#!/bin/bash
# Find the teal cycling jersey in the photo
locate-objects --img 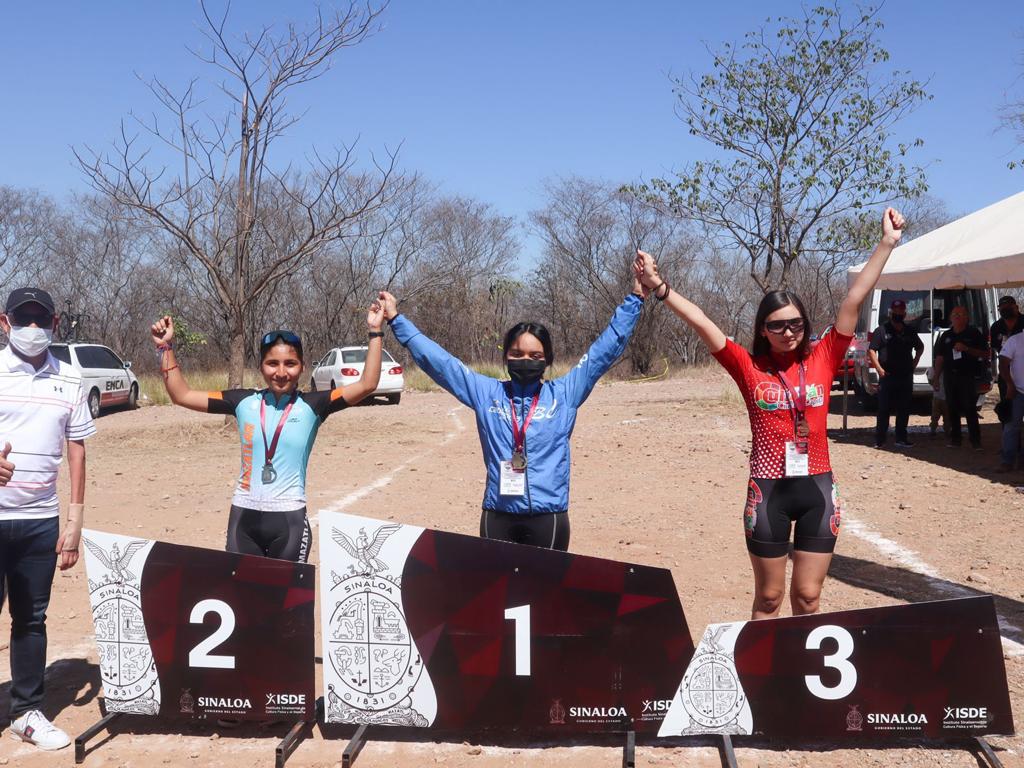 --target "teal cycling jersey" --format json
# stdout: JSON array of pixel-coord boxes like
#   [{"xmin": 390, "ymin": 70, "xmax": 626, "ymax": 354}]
[{"xmin": 208, "ymin": 388, "xmax": 349, "ymax": 512}]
